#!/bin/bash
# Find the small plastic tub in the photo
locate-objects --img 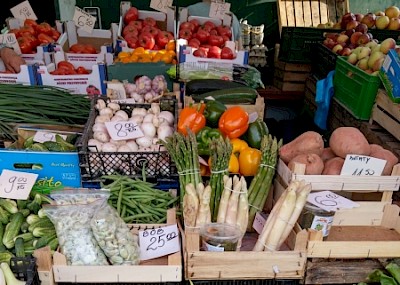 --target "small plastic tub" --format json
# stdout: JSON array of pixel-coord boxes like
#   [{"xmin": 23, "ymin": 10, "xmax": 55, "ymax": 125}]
[
  {"xmin": 299, "ymin": 202, "xmax": 335, "ymax": 239},
  {"xmin": 200, "ymin": 223, "xmax": 242, "ymax": 252}
]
